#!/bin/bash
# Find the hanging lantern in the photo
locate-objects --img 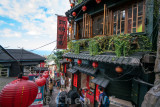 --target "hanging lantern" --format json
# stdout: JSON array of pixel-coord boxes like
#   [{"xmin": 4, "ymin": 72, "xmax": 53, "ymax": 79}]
[
  {"xmin": 42, "ymin": 72, "xmax": 49, "ymax": 78},
  {"xmin": 115, "ymin": 66, "xmax": 123, "ymax": 73},
  {"xmin": 82, "ymin": 6, "xmax": 87, "ymax": 12},
  {"xmin": 96, "ymin": 0, "xmax": 101, "ymax": 4},
  {"xmin": 68, "ymin": 59, "xmax": 72, "ymax": 62},
  {"xmin": 44, "ymin": 71, "xmax": 49, "ymax": 74},
  {"xmin": 92, "ymin": 62, "xmax": 98, "ymax": 68},
  {"xmin": 77, "ymin": 59, "xmax": 82, "ymax": 66},
  {"xmin": 0, "ymin": 77, "xmax": 38, "ymax": 107},
  {"xmin": 61, "ymin": 73, "xmax": 64, "ymax": 76},
  {"xmin": 66, "ymin": 58, "xmax": 69, "ymax": 61},
  {"xmin": 70, "ymin": 3, "xmax": 74, "ymax": 7},
  {"xmin": 72, "ymin": 12, "xmax": 76, "ymax": 17},
  {"xmin": 35, "ymin": 77, "xmax": 46, "ymax": 87}
]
